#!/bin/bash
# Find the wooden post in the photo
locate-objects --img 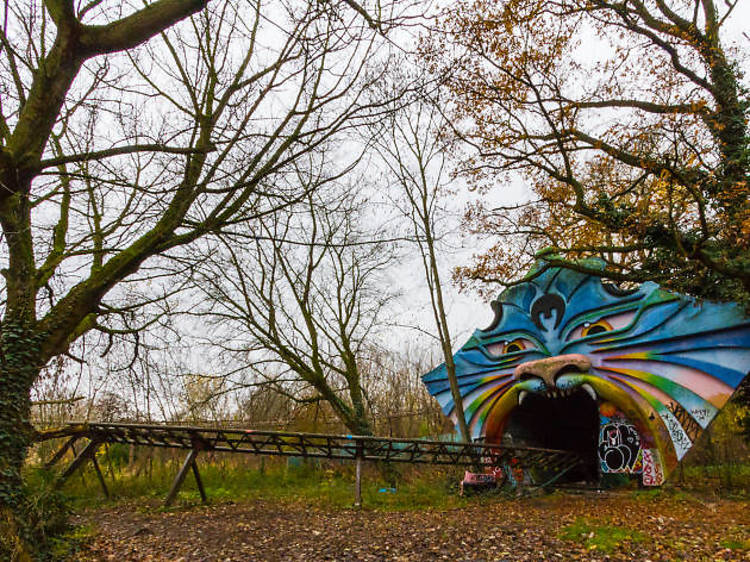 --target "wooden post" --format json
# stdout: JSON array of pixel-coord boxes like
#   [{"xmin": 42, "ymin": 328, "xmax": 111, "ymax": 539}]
[
  {"xmin": 354, "ymin": 439, "xmax": 363, "ymax": 508},
  {"xmin": 355, "ymin": 456, "xmax": 362, "ymax": 508},
  {"xmin": 165, "ymin": 449, "xmax": 206, "ymax": 507}
]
